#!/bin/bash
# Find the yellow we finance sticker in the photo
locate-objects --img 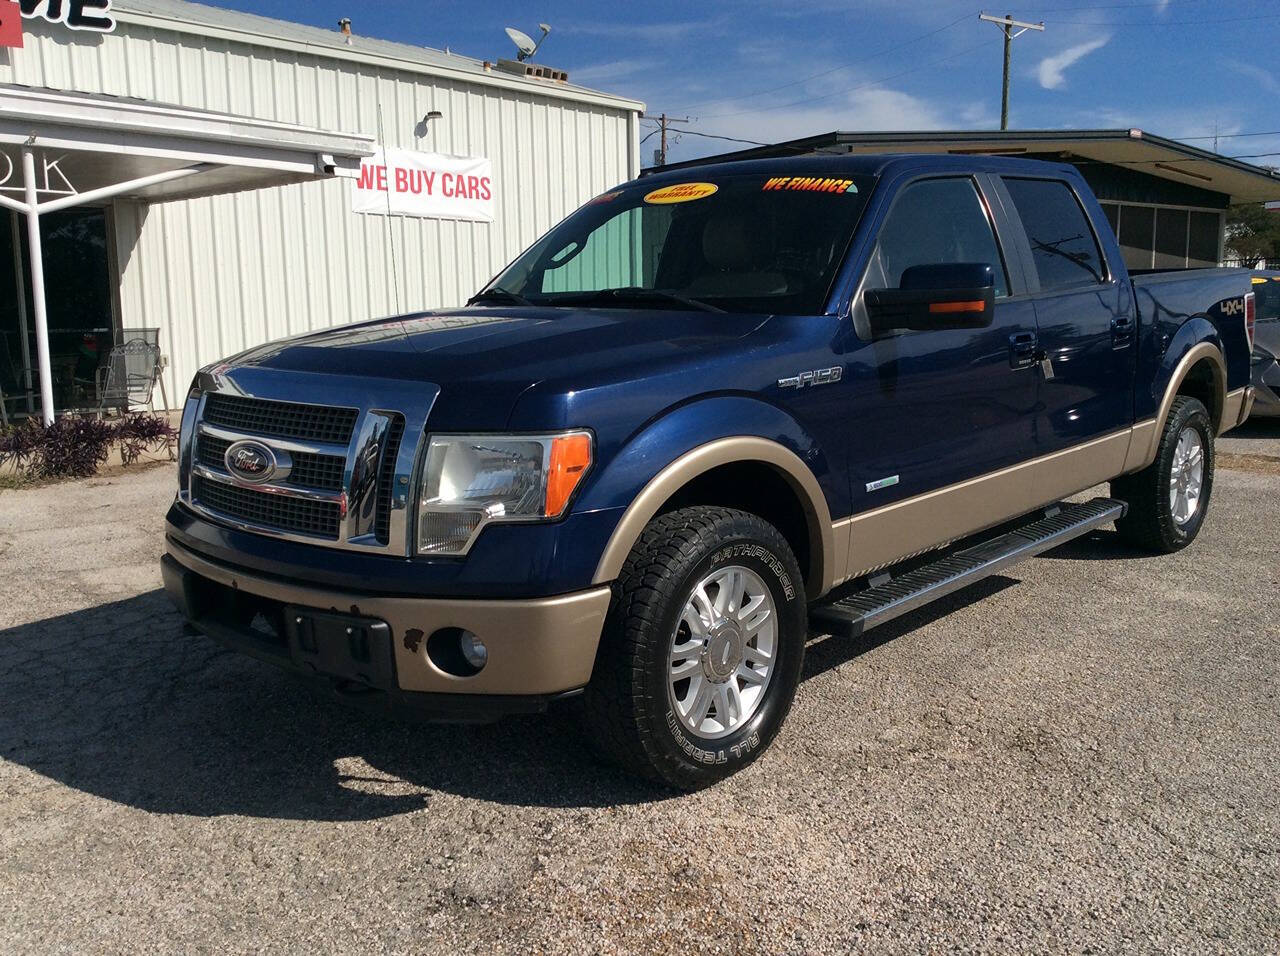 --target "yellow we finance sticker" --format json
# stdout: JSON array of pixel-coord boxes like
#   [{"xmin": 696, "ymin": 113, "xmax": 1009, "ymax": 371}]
[{"xmin": 644, "ymin": 182, "xmax": 719, "ymax": 204}]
